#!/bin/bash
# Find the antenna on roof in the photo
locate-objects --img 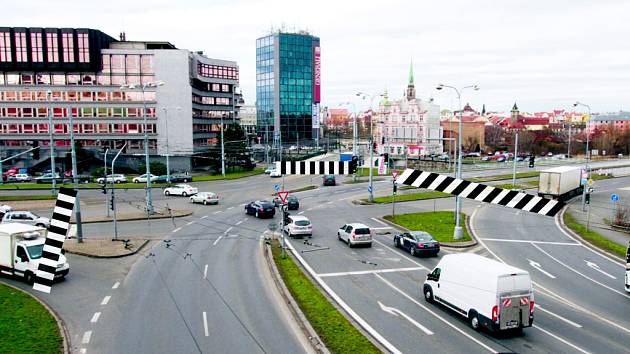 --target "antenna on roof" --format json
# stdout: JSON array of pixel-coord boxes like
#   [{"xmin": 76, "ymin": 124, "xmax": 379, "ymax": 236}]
[{"xmin": 119, "ymin": 32, "xmax": 126, "ymax": 41}]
